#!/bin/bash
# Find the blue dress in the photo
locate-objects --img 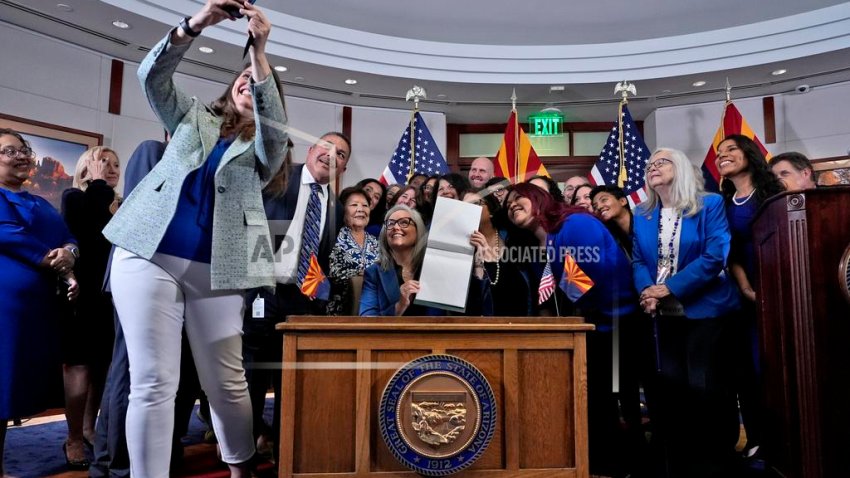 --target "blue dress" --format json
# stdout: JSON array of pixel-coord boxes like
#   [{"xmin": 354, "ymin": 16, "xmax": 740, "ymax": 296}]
[{"xmin": 0, "ymin": 188, "xmax": 75, "ymax": 418}]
